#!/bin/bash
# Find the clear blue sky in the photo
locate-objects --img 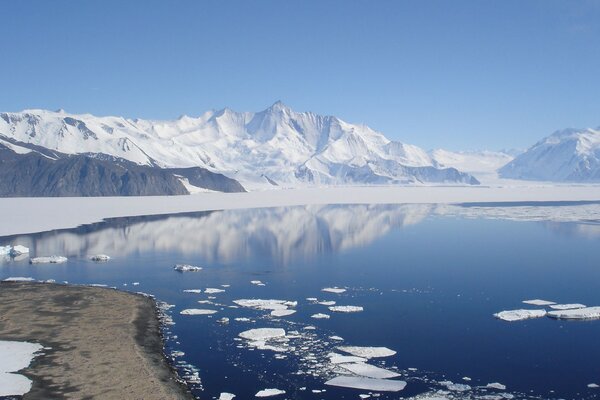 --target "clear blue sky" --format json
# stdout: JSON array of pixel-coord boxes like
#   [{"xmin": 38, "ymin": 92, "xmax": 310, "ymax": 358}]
[{"xmin": 1, "ymin": 0, "xmax": 599, "ymax": 150}]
